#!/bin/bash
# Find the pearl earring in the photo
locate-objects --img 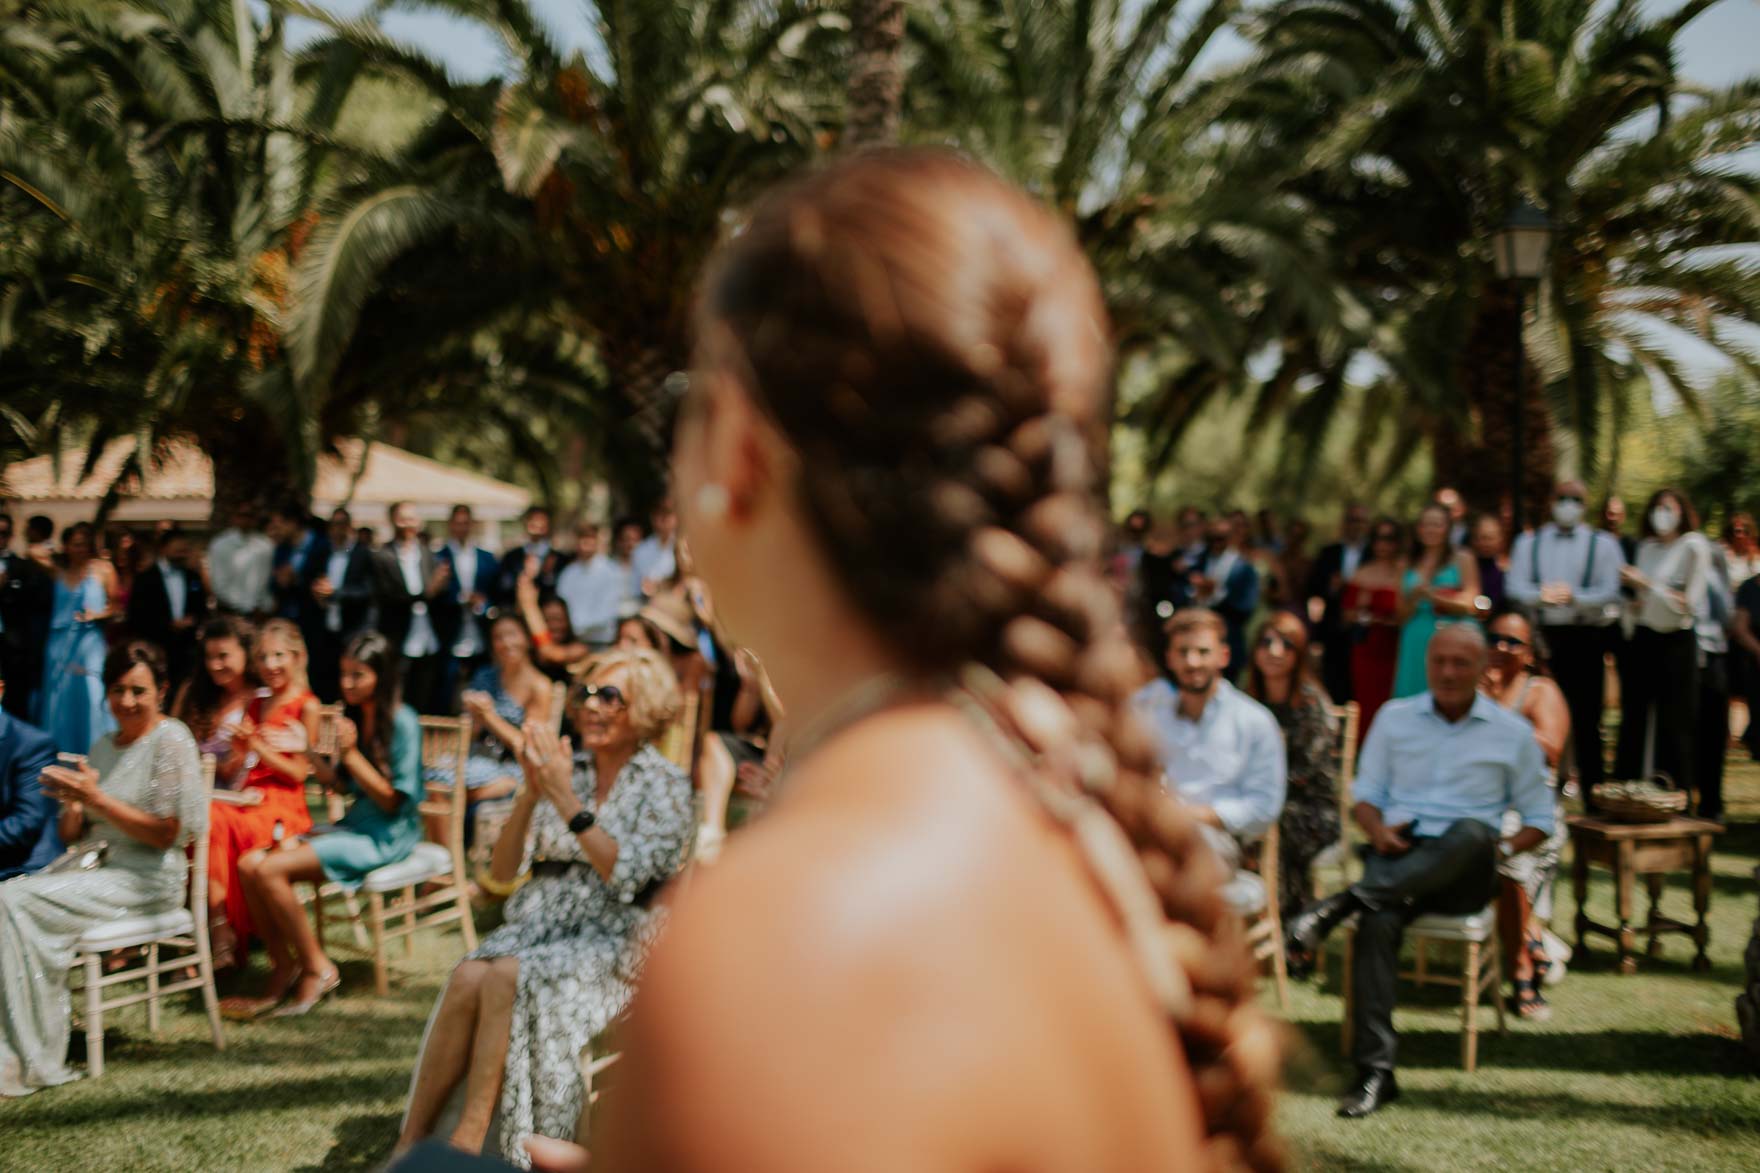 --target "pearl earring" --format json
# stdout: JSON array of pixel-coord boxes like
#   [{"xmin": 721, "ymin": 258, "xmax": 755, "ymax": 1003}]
[{"xmin": 695, "ymin": 483, "xmax": 730, "ymax": 521}]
